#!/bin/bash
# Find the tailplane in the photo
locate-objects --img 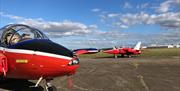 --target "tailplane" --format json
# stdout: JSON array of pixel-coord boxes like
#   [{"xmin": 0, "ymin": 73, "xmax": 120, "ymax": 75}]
[{"xmin": 134, "ymin": 42, "xmax": 141, "ymax": 50}]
